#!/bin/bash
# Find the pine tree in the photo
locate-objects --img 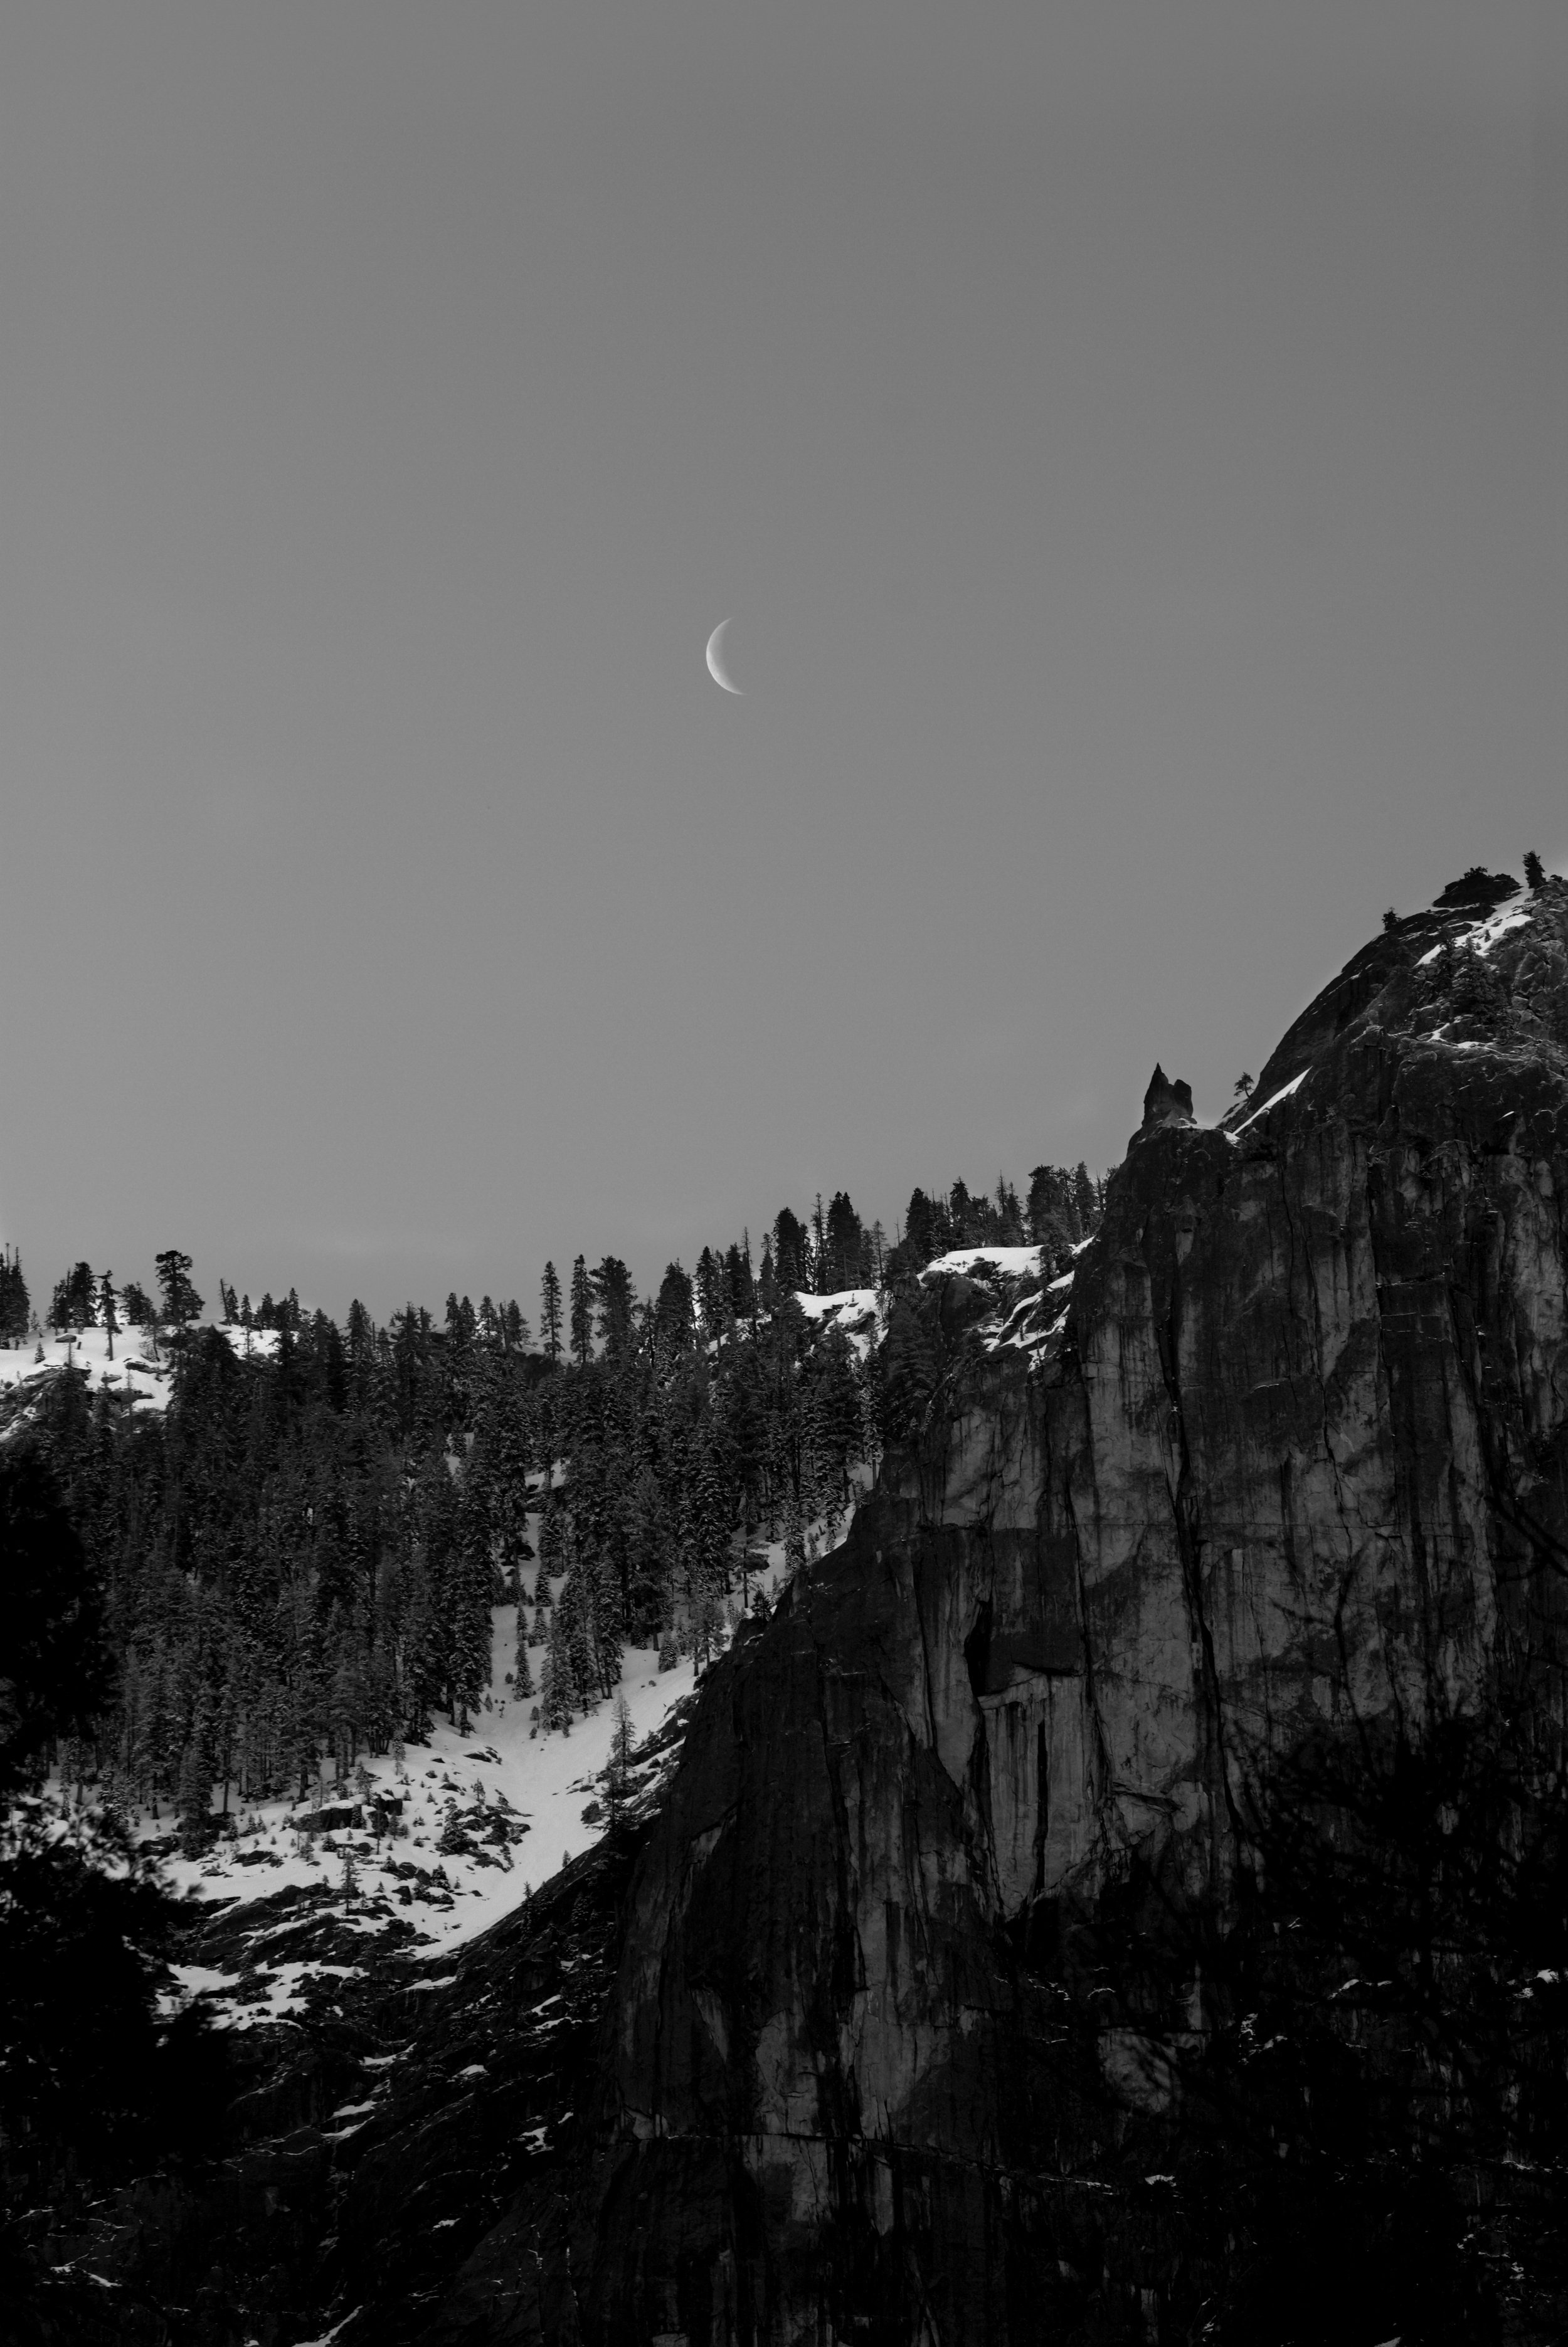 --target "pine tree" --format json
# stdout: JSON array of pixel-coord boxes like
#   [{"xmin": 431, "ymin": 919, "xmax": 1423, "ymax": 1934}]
[
  {"xmin": 657, "ymin": 1261, "xmax": 696, "ymax": 1354},
  {"xmin": 1525, "ymin": 849, "xmax": 1546, "ymax": 892},
  {"xmin": 50, "ymin": 1263, "xmax": 97, "ymax": 1334},
  {"xmin": 903, "ymin": 1188, "xmax": 937, "ymax": 1268},
  {"xmin": 0, "ymin": 1246, "xmax": 30, "ymax": 1347},
  {"xmin": 1073, "ymin": 1163, "xmax": 1098, "ymax": 1235},
  {"xmin": 825, "ymin": 1193, "xmax": 864, "ymax": 1292},
  {"xmin": 592, "ymin": 1257, "xmax": 635, "ymax": 1359},
  {"xmin": 772, "ymin": 1209, "xmax": 808, "ymax": 1295},
  {"xmin": 177, "ymin": 1731, "xmax": 214, "ymax": 1857},
  {"xmin": 569, "ymin": 1257, "xmax": 593, "ymax": 1367},
  {"xmin": 725, "ymin": 1237, "xmax": 756, "ymax": 1325},
  {"xmin": 100, "ymin": 1269, "xmax": 118, "ymax": 1362},
  {"xmin": 605, "ymin": 1689, "xmax": 635, "ymax": 1827},
  {"xmin": 542, "ymin": 1603, "xmax": 573, "ymax": 1729},
  {"xmin": 540, "ymin": 1262, "xmax": 563, "ymax": 1363},
  {"xmin": 154, "ymin": 1249, "xmax": 203, "ymax": 1338}
]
